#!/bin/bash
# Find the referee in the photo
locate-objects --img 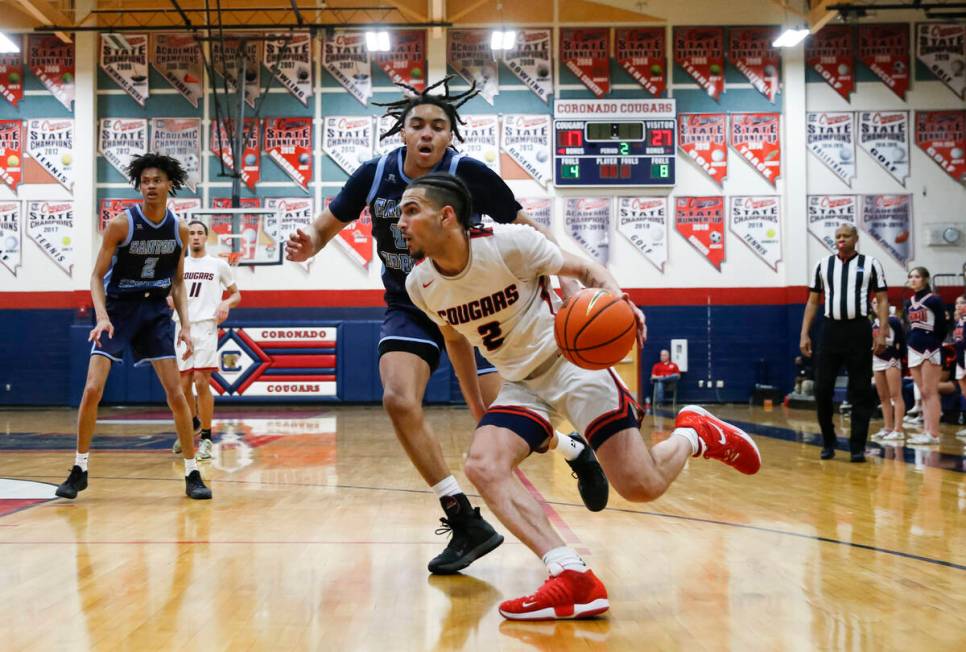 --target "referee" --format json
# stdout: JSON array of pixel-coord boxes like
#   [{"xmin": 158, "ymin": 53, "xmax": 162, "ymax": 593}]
[{"xmin": 800, "ymin": 224, "xmax": 889, "ymax": 462}]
